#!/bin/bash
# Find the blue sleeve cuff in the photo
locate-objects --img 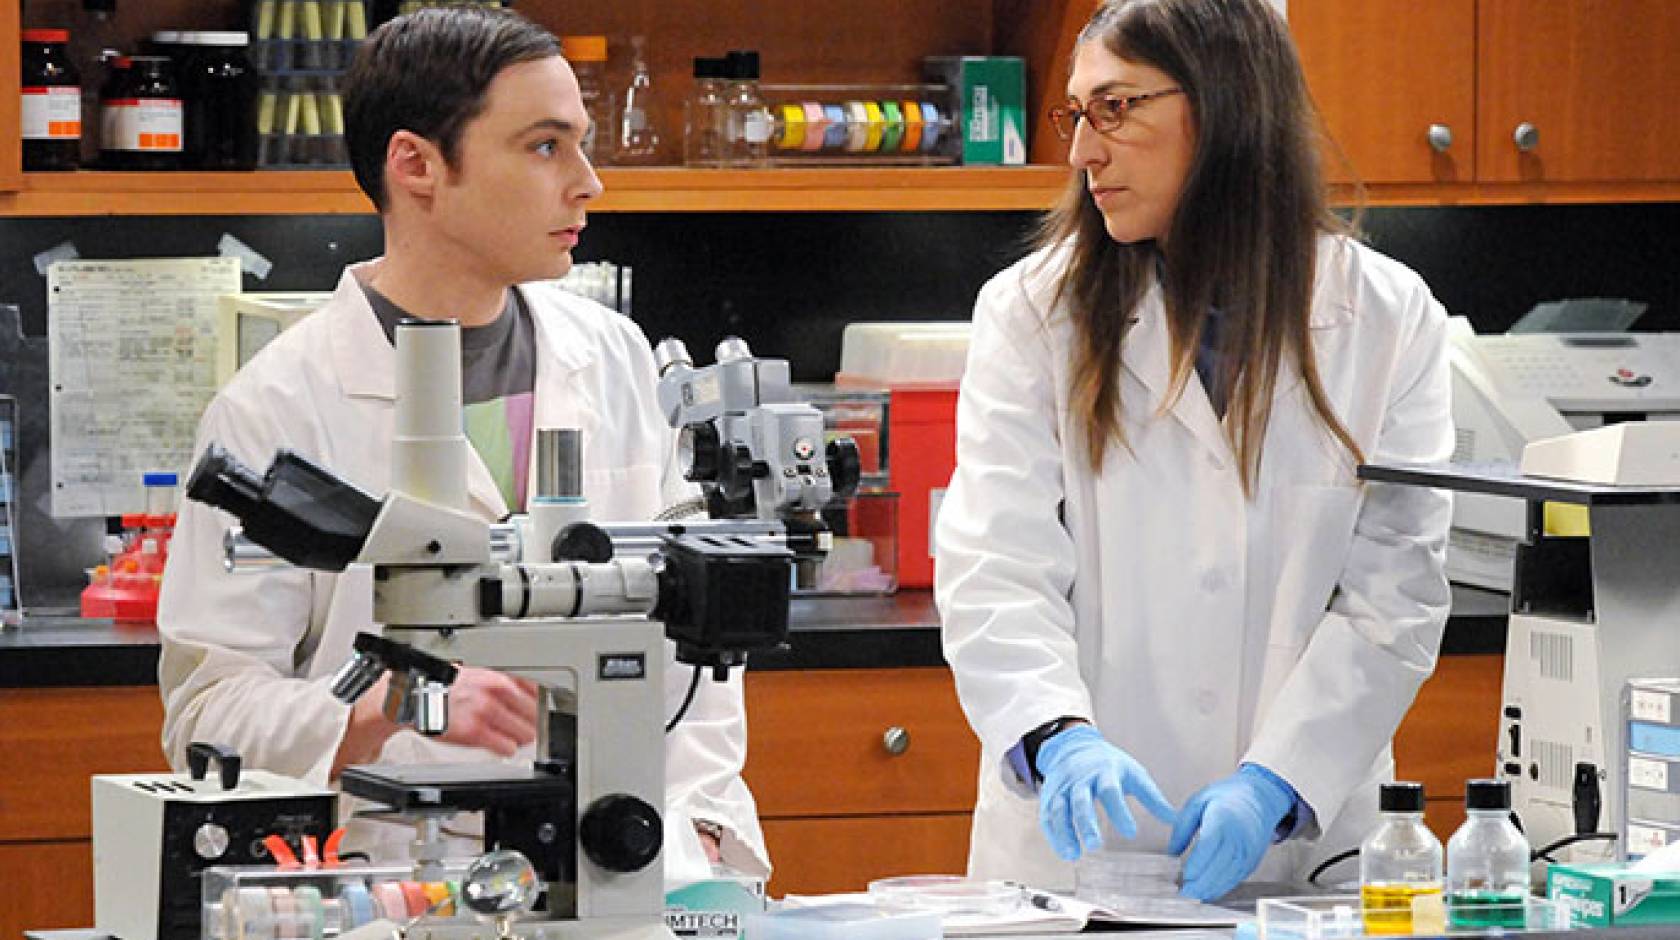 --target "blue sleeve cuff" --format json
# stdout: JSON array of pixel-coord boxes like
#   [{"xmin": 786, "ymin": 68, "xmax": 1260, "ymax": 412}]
[{"xmin": 1006, "ymin": 739, "xmax": 1036, "ymax": 790}]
